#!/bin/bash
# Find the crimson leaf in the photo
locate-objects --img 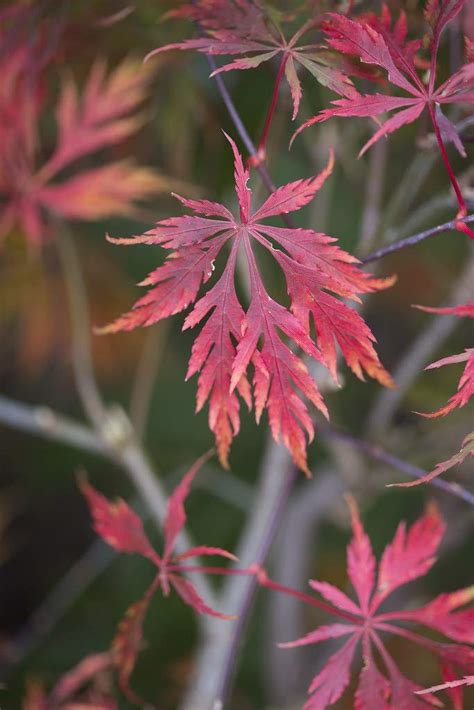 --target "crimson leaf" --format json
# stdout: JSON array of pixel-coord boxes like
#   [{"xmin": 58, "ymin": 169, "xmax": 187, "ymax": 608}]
[{"xmin": 100, "ymin": 134, "xmax": 393, "ymax": 473}]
